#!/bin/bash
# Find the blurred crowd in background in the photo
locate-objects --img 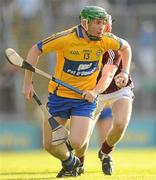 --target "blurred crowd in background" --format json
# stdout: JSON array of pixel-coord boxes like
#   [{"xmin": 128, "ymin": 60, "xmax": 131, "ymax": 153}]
[{"xmin": 0, "ymin": 0, "xmax": 156, "ymax": 121}]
